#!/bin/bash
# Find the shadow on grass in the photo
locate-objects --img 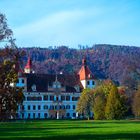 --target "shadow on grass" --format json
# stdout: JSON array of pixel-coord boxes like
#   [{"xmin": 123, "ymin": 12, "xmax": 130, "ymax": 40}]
[
  {"xmin": 0, "ymin": 133, "xmax": 140, "ymax": 140},
  {"xmin": 0, "ymin": 125, "xmax": 113, "ymax": 135}
]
